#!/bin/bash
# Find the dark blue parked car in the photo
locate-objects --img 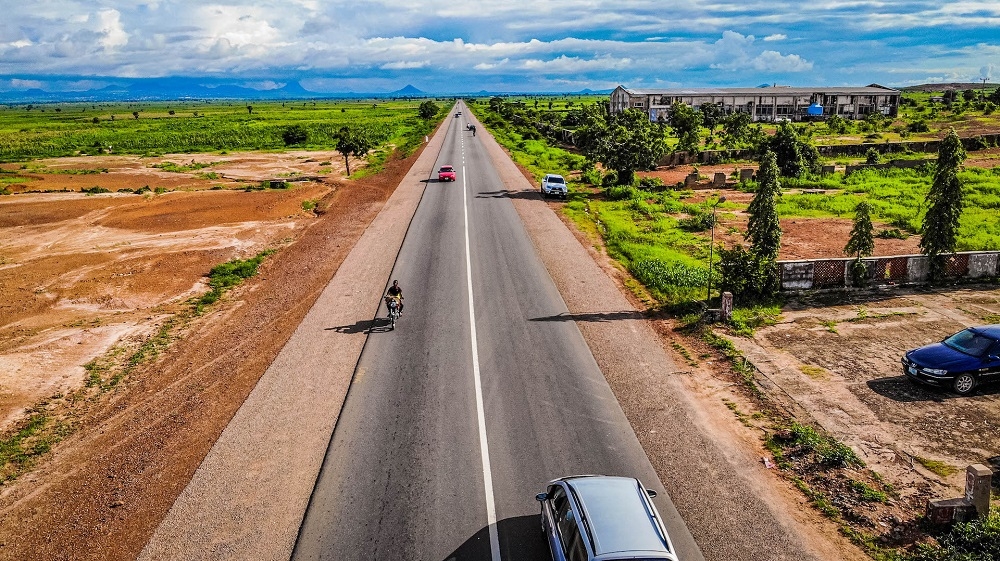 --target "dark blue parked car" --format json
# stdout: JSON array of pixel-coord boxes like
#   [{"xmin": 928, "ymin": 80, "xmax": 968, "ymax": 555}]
[{"xmin": 902, "ymin": 325, "xmax": 1000, "ymax": 395}]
